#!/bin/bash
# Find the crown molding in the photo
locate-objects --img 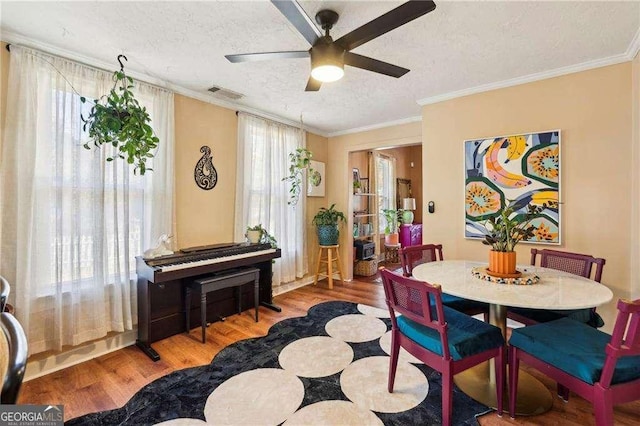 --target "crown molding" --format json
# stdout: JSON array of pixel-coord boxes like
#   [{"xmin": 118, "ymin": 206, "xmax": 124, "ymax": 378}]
[
  {"xmin": 328, "ymin": 115, "xmax": 422, "ymax": 138},
  {"xmin": 625, "ymin": 26, "xmax": 640, "ymax": 60},
  {"xmin": 0, "ymin": 30, "xmax": 328, "ymax": 137},
  {"xmin": 417, "ymin": 51, "xmax": 632, "ymax": 106}
]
